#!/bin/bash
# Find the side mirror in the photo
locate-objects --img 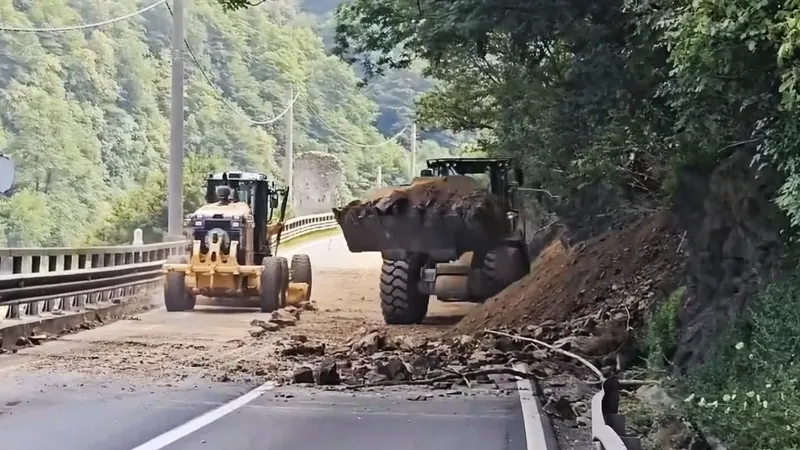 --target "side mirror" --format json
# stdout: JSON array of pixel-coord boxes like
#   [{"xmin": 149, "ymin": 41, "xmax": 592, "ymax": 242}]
[
  {"xmin": 513, "ymin": 168, "xmax": 524, "ymax": 187},
  {"xmin": 270, "ymin": 193, "xmax": 279, "ymax": 209},
  {"xmin": 420, "ymin": 169, "xmax": 434, "ymax": 177}
]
